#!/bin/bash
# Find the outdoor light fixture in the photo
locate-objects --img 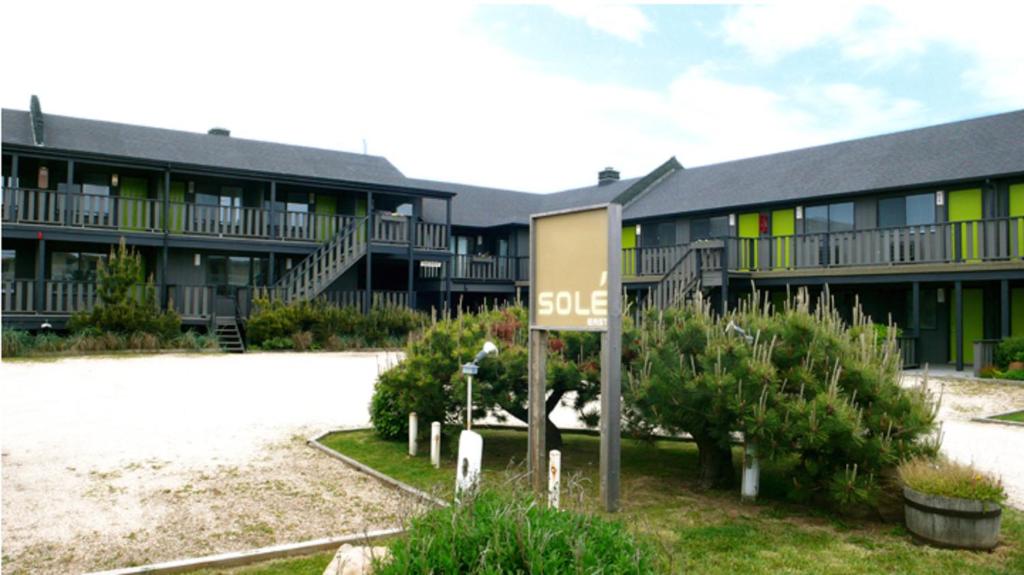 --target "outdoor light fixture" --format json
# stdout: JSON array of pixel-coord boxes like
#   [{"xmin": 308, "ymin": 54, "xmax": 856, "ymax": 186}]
[
  {"xmin": 462, "ymin": 341, "xmax": 498, "ymax": 430},
  {"xmin": 111, "ymin": 173, "xmax": 119, "ymax": 187},
  {"xmin": 937, "ymin": 288, "xmax": 945, "ymax": 303},
  {"xmin": 936, "ymin": 190, "xmax": 945, "ymax": 206},
  {"xmin": 635, "ymin": 224, "xmax": 641, "ymax": 236},
  {"xmin": 194, "ymin": 253, "xmax": 202, "ymax": 267},
  {"xmin": 725, "ymin": 320, "xmax": 754, "ymax": 344},
  {"xmin": 729, "ymin": 213, "xmax": 736, "ymax": 227},
  {"xmin": 796, "ymin": 206, "xmax": 803, "ymax": 220}
]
